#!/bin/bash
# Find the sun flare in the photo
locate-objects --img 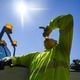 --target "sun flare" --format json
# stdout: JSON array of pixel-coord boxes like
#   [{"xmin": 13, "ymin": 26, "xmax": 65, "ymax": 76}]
[{"xmin": 14, "ymin": 1, "xmax": 46, "ymax": 27}]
